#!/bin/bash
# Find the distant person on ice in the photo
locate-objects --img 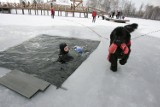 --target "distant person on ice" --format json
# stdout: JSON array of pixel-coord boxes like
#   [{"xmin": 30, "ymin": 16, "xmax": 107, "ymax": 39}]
[
  {"xmin": 33, "ymin": 0, "xmax": 37, "ymax": 7},
  {"xmin": 51, "ymin": 7, "xmax": 55, "ymax": 19},
  {"xmin": 57, "ymin": 43, "xmax": 73, "ymax": 63},
  {"xmin": 92, "ymin": 9, "xmax": 97, "ymax": 23},
  {"xmin": 27, "ymin": 1, "xmax": 30, "ymax": 7},
  {"xmin": 22, "ymin": 0, "xmax": 26, "ymax": 8}
]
